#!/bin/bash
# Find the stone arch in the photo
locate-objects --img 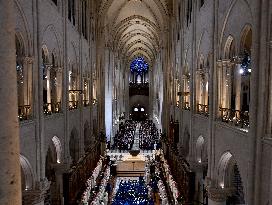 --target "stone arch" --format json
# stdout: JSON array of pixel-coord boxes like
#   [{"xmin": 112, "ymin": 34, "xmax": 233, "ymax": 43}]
[
  {"xmin": 217, "ymin": 152, "xmax": 245, "ymax": 204},
  {"xmin": 223, "ymin": 35, "xmax": 236, "ymax": 59},
  {"xmin": 52, "ymin": 136, "xmax": 62, "ymax": 163},
  {"xmin": 20, "ymin": 155, "xmax": 35, "ymax": 190},
  {"xmin": 69, "ymin": 128, "xmax": 80, "ymax": 165},
  {"xmin": 84, "ymin": 121, "xmax": 91, "ymax": 151},
  {"xmin": 195, "ymin": 135, "xmax": 206, "ymax": 164},
  {"xmin": 217, "ymin": 151, "xmax": 234, "ymax": 187},
  {"xmin": 14, "ymin": 0, "xmax": 32, "ymax": 55},
  {"xmin": 239, "ymin": 24, "xmax": 252, "ymax": 55},
  {"xmin": 218, "ymin": 0, "xmax": 253, "ymax": 58},
  {"xmin": 41, "ymin": 24, "xmax": 62, "ymax": 62},
  {"xmin": 15, "ymin": 33, "xmax": 26, "ymax": 57}
]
